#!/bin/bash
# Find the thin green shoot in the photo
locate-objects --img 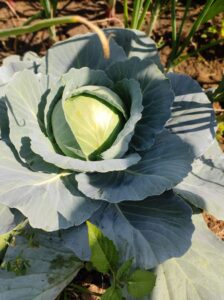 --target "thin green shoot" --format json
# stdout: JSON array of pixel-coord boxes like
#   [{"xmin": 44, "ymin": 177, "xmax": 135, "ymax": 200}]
[
  {"xmin": 0, "ymin": 16, "xmax": 110, "ymax": 59},
  {"xmin": 137, "ymin": 0, "xmax": 152, "ymax": 30}
]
